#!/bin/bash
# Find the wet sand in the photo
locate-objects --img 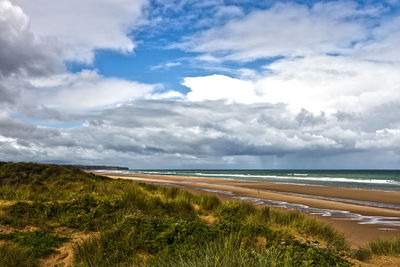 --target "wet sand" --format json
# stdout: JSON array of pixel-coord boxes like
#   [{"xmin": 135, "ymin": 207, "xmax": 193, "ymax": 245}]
[{"xmin": 98, "ymin": 172, "xmax": 400, "ymax": 248}]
